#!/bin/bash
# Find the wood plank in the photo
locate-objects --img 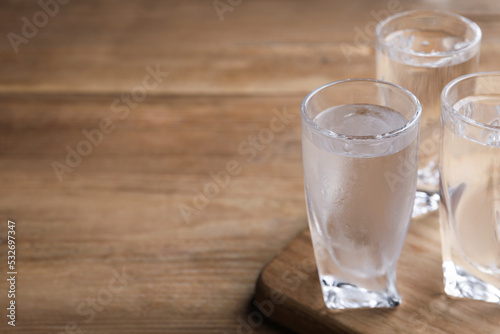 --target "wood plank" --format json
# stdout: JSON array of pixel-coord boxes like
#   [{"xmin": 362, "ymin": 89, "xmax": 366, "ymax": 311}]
[
  {"xmin": 255, "ymin": 213, "xmax": 500, "ymax": 334},
  {"xmin": 1, "ymin": 0, "xmax": 500, "ymax": 333},
  {"xmin": 1, "ymin": 0, "xmax": 499, "ymax": 95},
  {"xmin": 0, "ymin": 94, "xmax": 305, "ymax": 333}
]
